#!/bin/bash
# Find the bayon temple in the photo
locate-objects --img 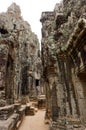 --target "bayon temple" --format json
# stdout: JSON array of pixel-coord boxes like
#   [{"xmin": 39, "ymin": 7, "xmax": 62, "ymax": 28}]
[{"xmin": 0, "ymin": 0, "xmax": 86, "ymax": 130}]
